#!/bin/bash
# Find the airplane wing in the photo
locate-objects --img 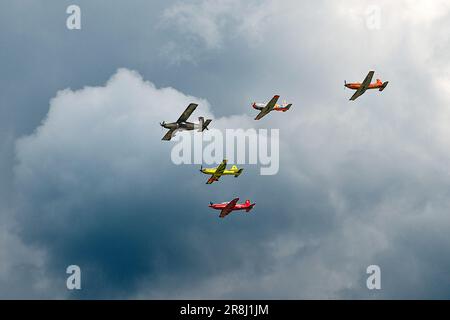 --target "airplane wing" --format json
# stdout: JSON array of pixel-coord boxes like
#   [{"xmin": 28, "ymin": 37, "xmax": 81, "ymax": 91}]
[
  {"xmin": 176, "ymin": 103, "xmax": 198, "ymax": 123},
  {"xmin": 219, "ymin": 198, "xmax": 239, "ymax": 218},
  {"xmin": 206, "ymin": 160, "xmax": 227, "ymax": 184},
  {"xmin": 206, "ymin": 175, "xmax": 218, "ymax": 184},
  {"xmin": 350, "ymin": 71, "xmax": 374, "ymax": 101},
  {"xmin": 254, "ymin": 95, "xmax": 279, "ymax": 120},
  {"xmin": 215, "ymin": 160, "xmax": 227, "ymax": 175},
  {"xmin": 161, "ymin": 129, "xmax": 175, "ymax": 141}
]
